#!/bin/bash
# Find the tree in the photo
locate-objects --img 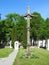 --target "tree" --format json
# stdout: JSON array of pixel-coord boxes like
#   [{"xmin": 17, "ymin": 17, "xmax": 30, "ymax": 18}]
[
  {"xmin": 6, "ymin": 13, "xmax": 20, "ymax": 22},
  {"xmin": 16, "ymin": 16, "xmax": 27, "ymax": 48},
  {"xmin": 6, "ymin": 13, "xmax": 20, "ymax": 47},
  {"xmin": 11, "ymin": 26, "xmax": 17, "ymax": 48},
  {"xmin": 45, "ymin": 18, "xmax": 49, "ymax": 39},
  {"xmin": 4, "ymin": 19, "xmax": 14, "ymax": 41},
  {"xmin": 30, "ymin": 12, "xmax": 45, "ymax": 40},
  {"xmin": 0, "ymin": 20, "xmax": 6, "ymax": 42}
]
